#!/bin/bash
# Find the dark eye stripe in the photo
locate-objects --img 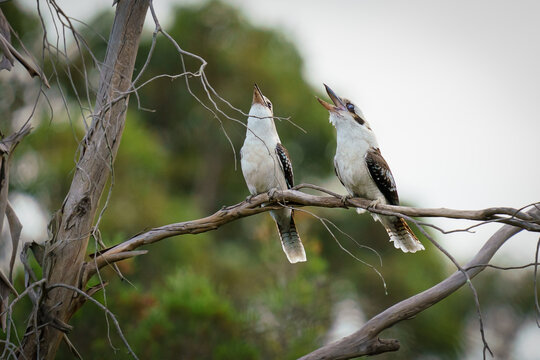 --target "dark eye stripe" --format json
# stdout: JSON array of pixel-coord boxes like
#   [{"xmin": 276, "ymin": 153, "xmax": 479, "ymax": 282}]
[
  {"xmin": 345, "ymin": 101, "xmax": 366, "ymax": 126},
  {"xmin": 352, "ymin": 113, "xmax": 365, "ymax": 125}
]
